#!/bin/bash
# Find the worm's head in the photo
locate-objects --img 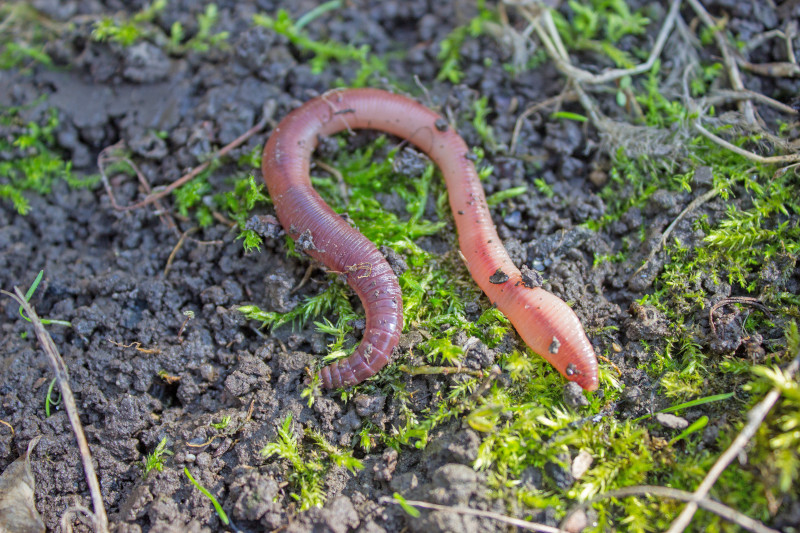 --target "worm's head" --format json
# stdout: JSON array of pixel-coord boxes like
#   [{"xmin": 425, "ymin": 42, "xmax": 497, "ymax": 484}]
[
  {"xmin": 516, "ymin": 288, "xmax": 599, "ymax": 391},
  {"xmin": 563, "ymin": 357, "xmax": 599, "ymax": 391}
]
